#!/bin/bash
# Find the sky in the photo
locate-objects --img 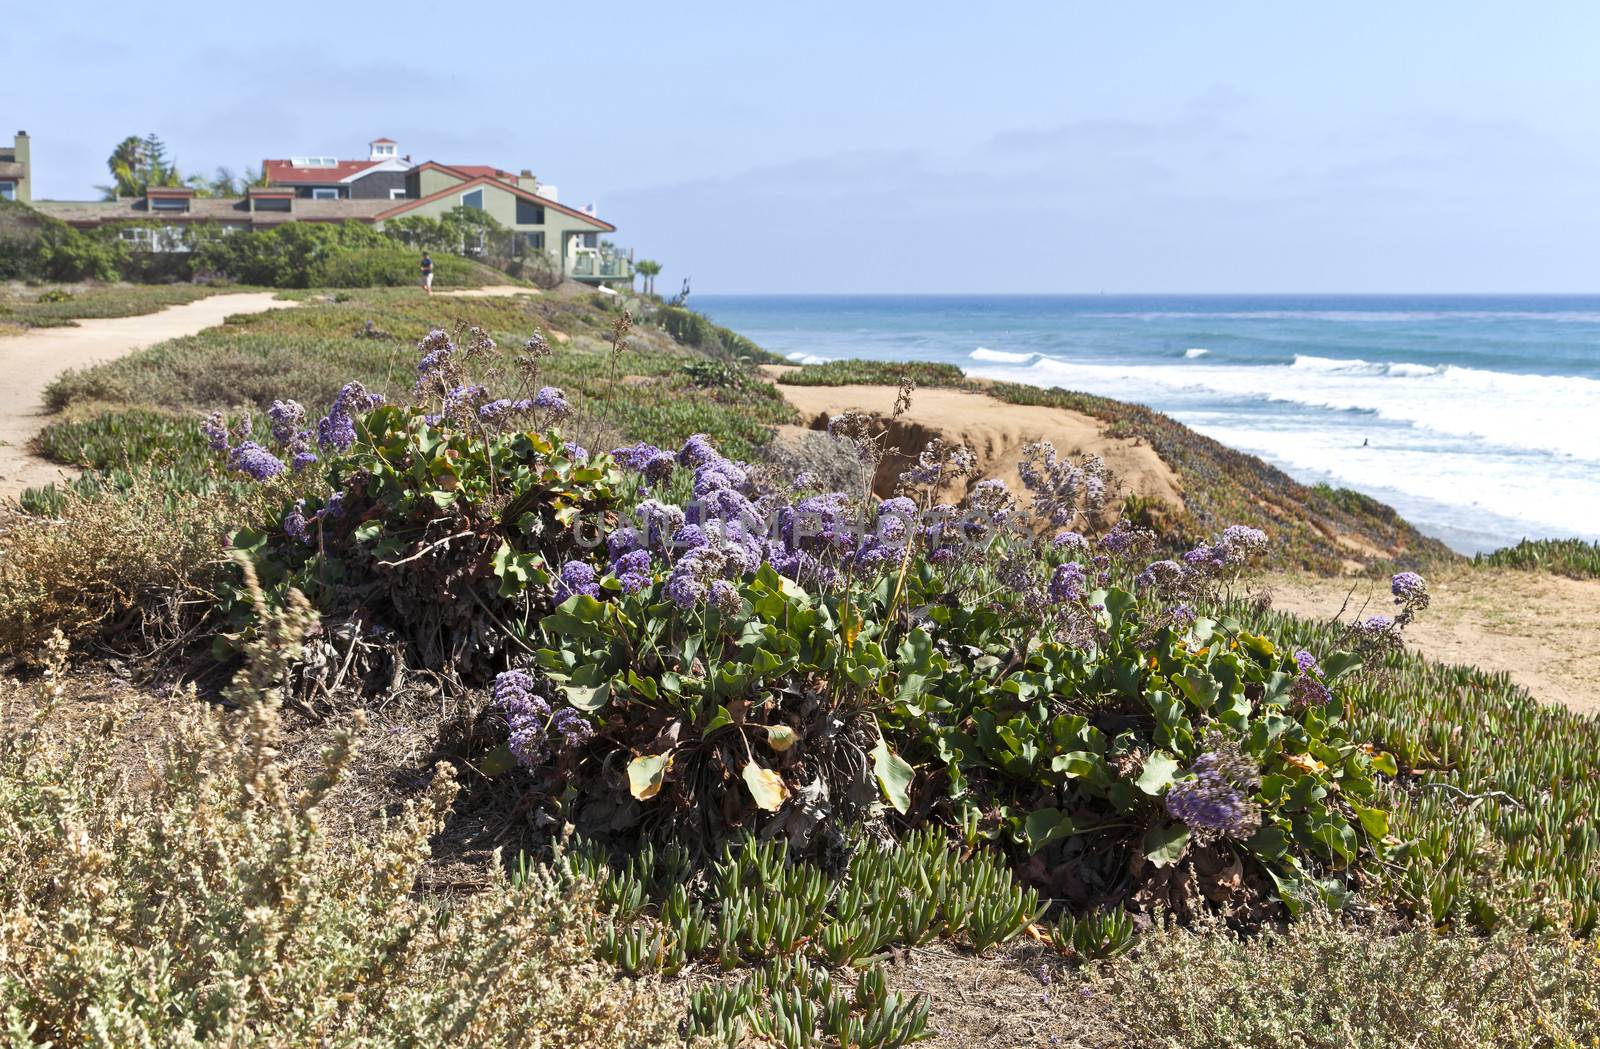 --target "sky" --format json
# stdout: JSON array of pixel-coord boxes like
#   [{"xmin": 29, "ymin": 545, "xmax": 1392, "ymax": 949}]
[{"xmin": 13, "ymin": 1, "xmax": 1600, "ymax": 293}]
